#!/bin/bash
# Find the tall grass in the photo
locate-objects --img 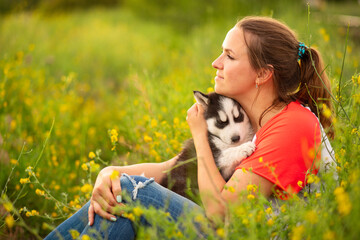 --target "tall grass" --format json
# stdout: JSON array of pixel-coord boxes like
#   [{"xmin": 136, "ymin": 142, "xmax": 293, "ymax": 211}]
[{"xmin": 0, "ymin": 2, "xmax": 359, "ymax": 239}]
